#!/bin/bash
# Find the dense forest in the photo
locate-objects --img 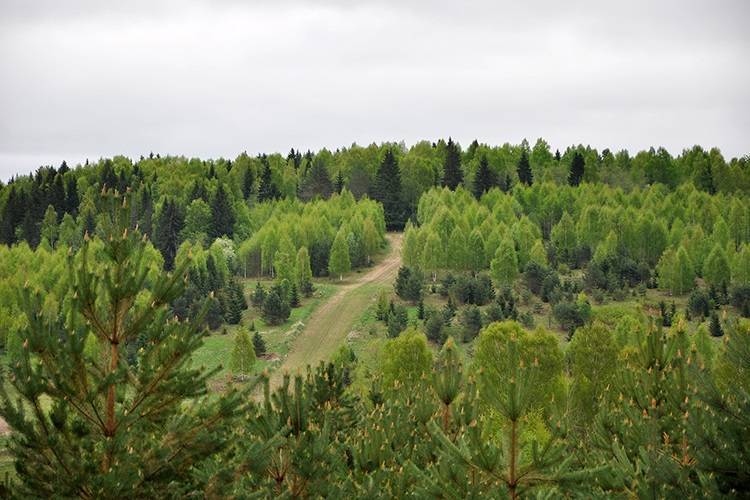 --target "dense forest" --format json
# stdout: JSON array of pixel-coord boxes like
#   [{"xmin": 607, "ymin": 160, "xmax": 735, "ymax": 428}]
[{"xmin": 0, "ymin": 139, "xmax": 748, "ymax": 497}]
